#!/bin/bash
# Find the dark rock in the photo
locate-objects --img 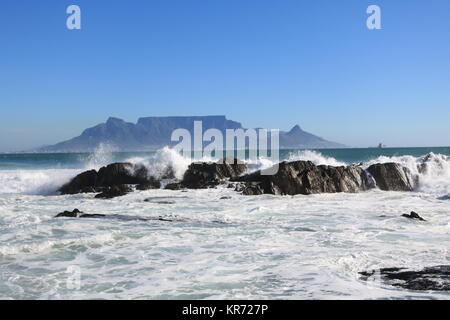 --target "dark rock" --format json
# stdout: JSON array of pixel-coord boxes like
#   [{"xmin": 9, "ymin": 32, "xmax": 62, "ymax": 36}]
[
  {"xmin": 55, "ymin": 209, "xmax": 83, "ymax": 218},
  {"xmin": 59, "ymin": 162, "xmax": 160, "ymax": 195},
  {"xmin": 80, "ymin": 186, "xmax": 103, "ymax": 194},
  {"xmin": 136, "ymin": 182, "xmax": 160, "ymax": 191},
  {"xmin": 97, "ymin": 163, "xmax": 149, "ymax": 186},
  {"xmin": 94, "ymin": 185, "xmax": 133, "ymax": 199},
  {"xmin": 367, "ymin": 163, "xmax": 416, "ymax": 191},
  {"xmin": 220, "ymin": 196, "xmax": 232, "ymax": 200},
  {"xmin": 59, "ymin": 170, "xmax": 98, "ymax": 195},
  {"xmin": 233, "ymin": 161, "xmax": 373, "ymax": 196},
  {"xmin": 402, "ymin": 211, "xmax": 426, "ymax": 221},
  {"xmin": 164, "ymin": 182, "xmax": 183, "ymax": 190},
  {"xmin": 242, "ymin": 183, "xmax": 265, "ymax": 195},
  {"xmin": 55, "ymin": 210, "xmax": 174, "ymax": 222},
  {"xmin": 360, "ymin": 265, "xmax": 450, "ymax": 291},
  {"xmin": 234, "ymin": 183, "xmax": 246, "ymax": 192},
  {"xmin": 181, "ymin": 158, "xmax": 247, "ymax": 189},
  {"xmin": 79, "ymin": 213, "xmax": 107, "ymax": 218}
]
